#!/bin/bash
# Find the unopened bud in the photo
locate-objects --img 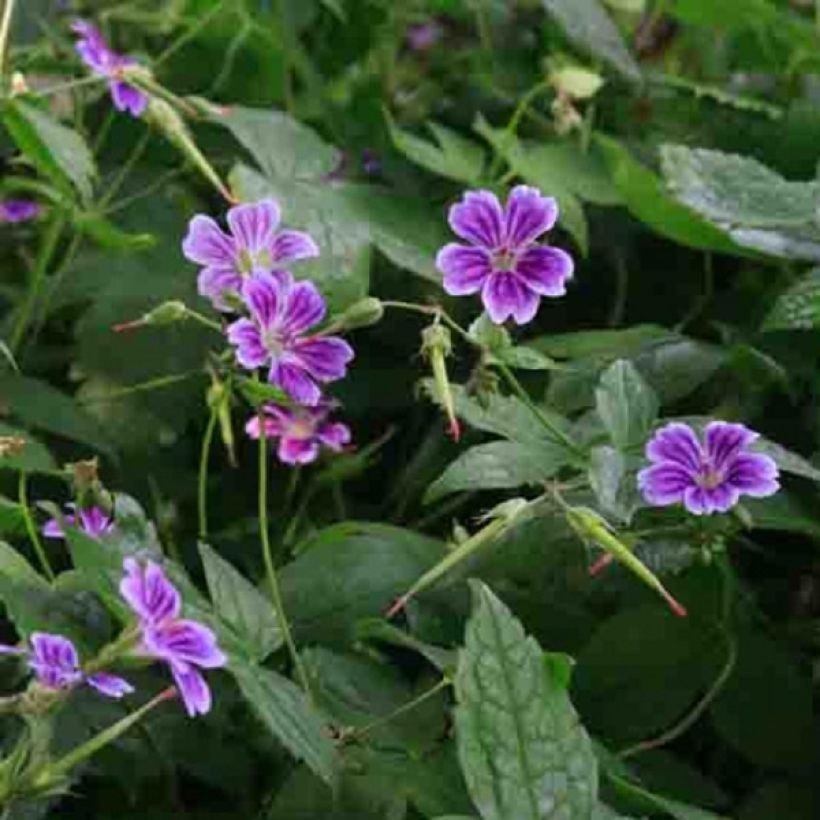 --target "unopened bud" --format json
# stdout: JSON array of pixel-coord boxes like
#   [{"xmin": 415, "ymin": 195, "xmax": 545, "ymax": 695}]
[
  {"xmin": 113, "ymin": 300, "xmax": 188, "ymax": 333},
  {"xmin": 334, "ymin": 297, "xmax": 385, "ymax": 331},
  {"xmin": 421, "ymin": 323, "xmax": 460, "ymax": 441},
  {"xmin": 207, "ymin": 377, "xmax": 236, "ymax": 467}
]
